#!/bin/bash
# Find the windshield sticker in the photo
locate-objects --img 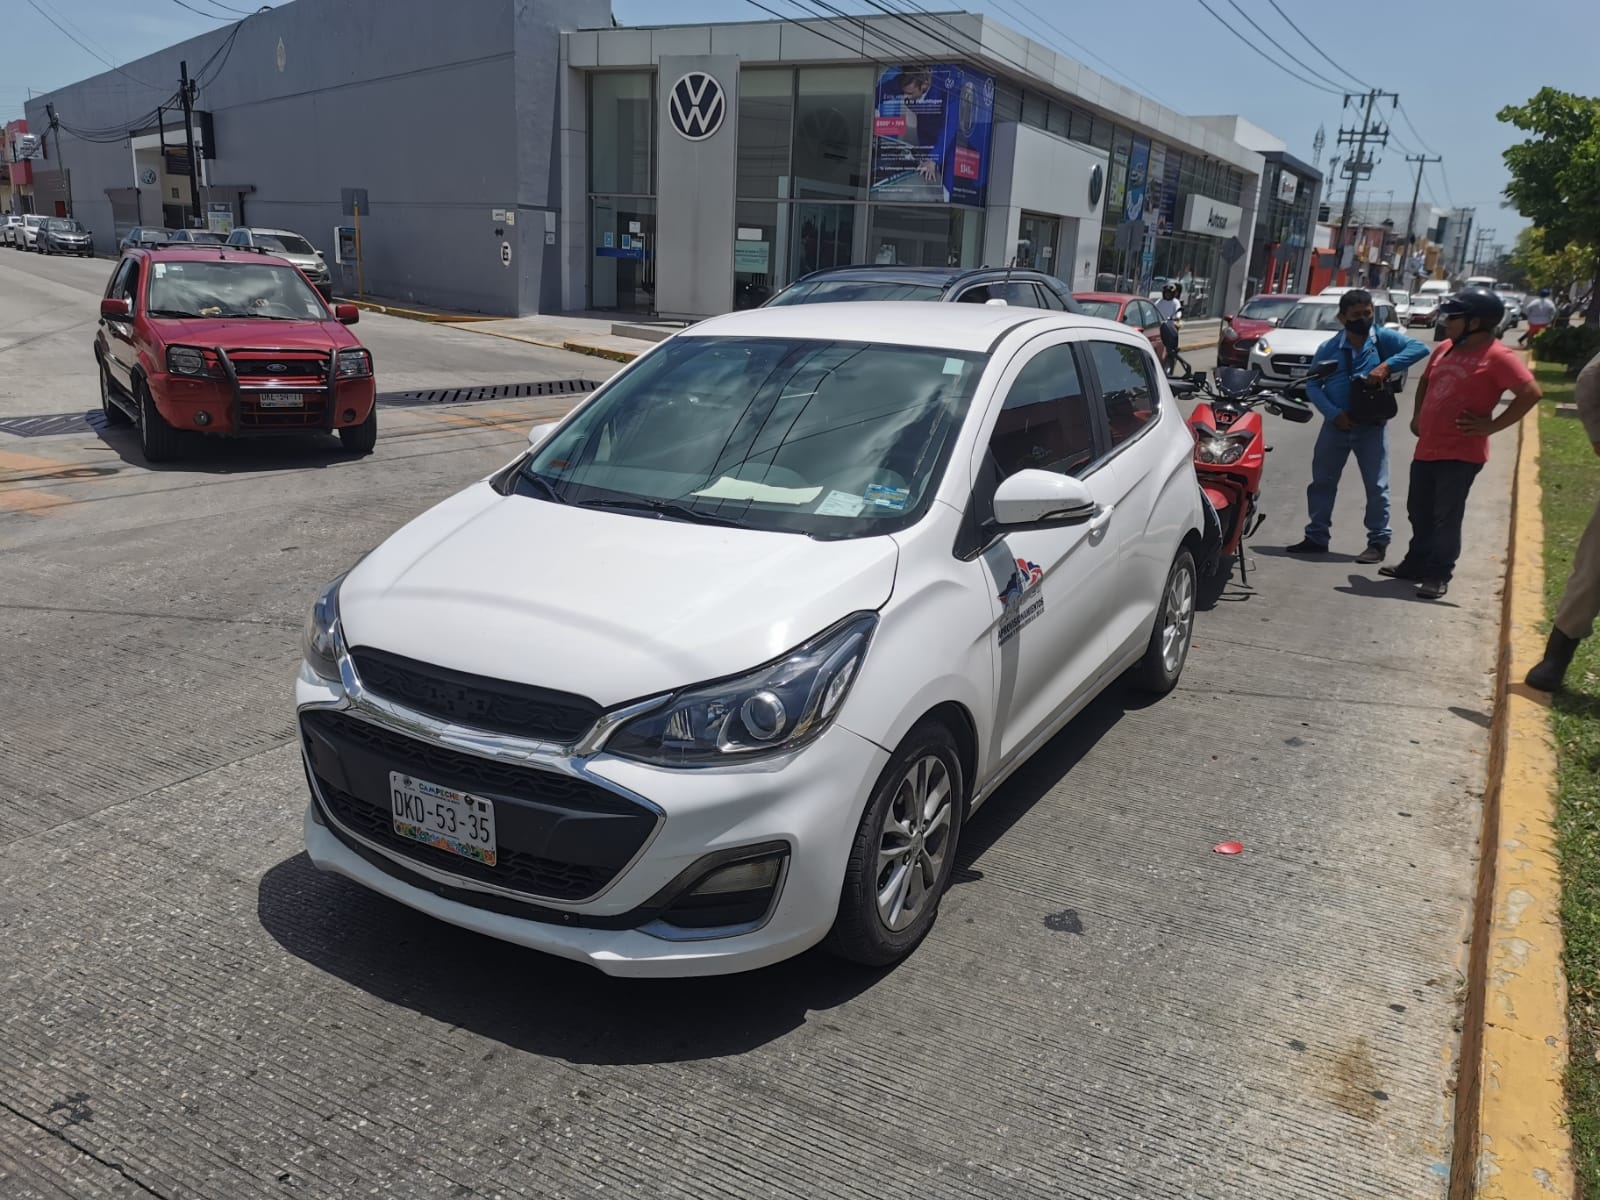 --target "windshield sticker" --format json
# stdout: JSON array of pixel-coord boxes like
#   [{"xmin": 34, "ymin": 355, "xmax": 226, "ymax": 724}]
[
  {"xmin": 864, "ymin": 483, "xmax": 911, "ymax": 510},
  {"xmin": 691, "ymin": 477, "xmax": 822, "ymax": 505},
  {"xmin": 943, "ymin": 357, "xmax": 965, "ymax": 375},
  {"xmin": 153, "ymin": 263, "xmax": 167, "ymax": 277},
  {"xmin": 816, "ymin": 489, "xmax": 866, "ymax": 517}
]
